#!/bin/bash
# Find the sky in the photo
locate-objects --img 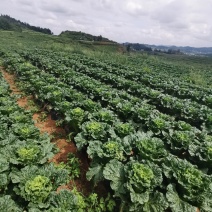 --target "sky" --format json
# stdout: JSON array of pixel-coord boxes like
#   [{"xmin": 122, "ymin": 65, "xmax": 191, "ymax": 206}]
[{"xmin": 1, "ymin": 0, "xmax": 212, "ymax": 47}]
